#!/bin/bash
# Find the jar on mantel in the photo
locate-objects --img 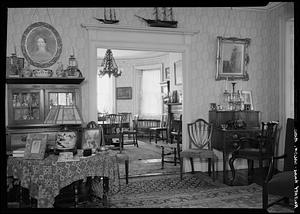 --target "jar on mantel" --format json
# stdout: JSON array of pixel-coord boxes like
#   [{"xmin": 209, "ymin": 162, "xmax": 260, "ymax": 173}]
[{"xmin": 21, "ymin": 61, "xmax": 32, "ymax": 77}]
